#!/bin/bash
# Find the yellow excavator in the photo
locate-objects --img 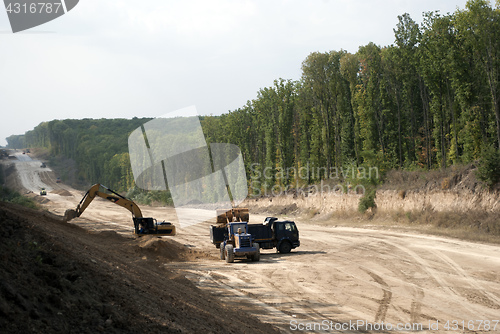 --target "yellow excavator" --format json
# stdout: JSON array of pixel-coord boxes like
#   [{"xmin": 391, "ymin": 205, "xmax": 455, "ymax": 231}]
[{"xmin": 64, "ymin": 184, "xmax": 176, "ymax": 236}]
